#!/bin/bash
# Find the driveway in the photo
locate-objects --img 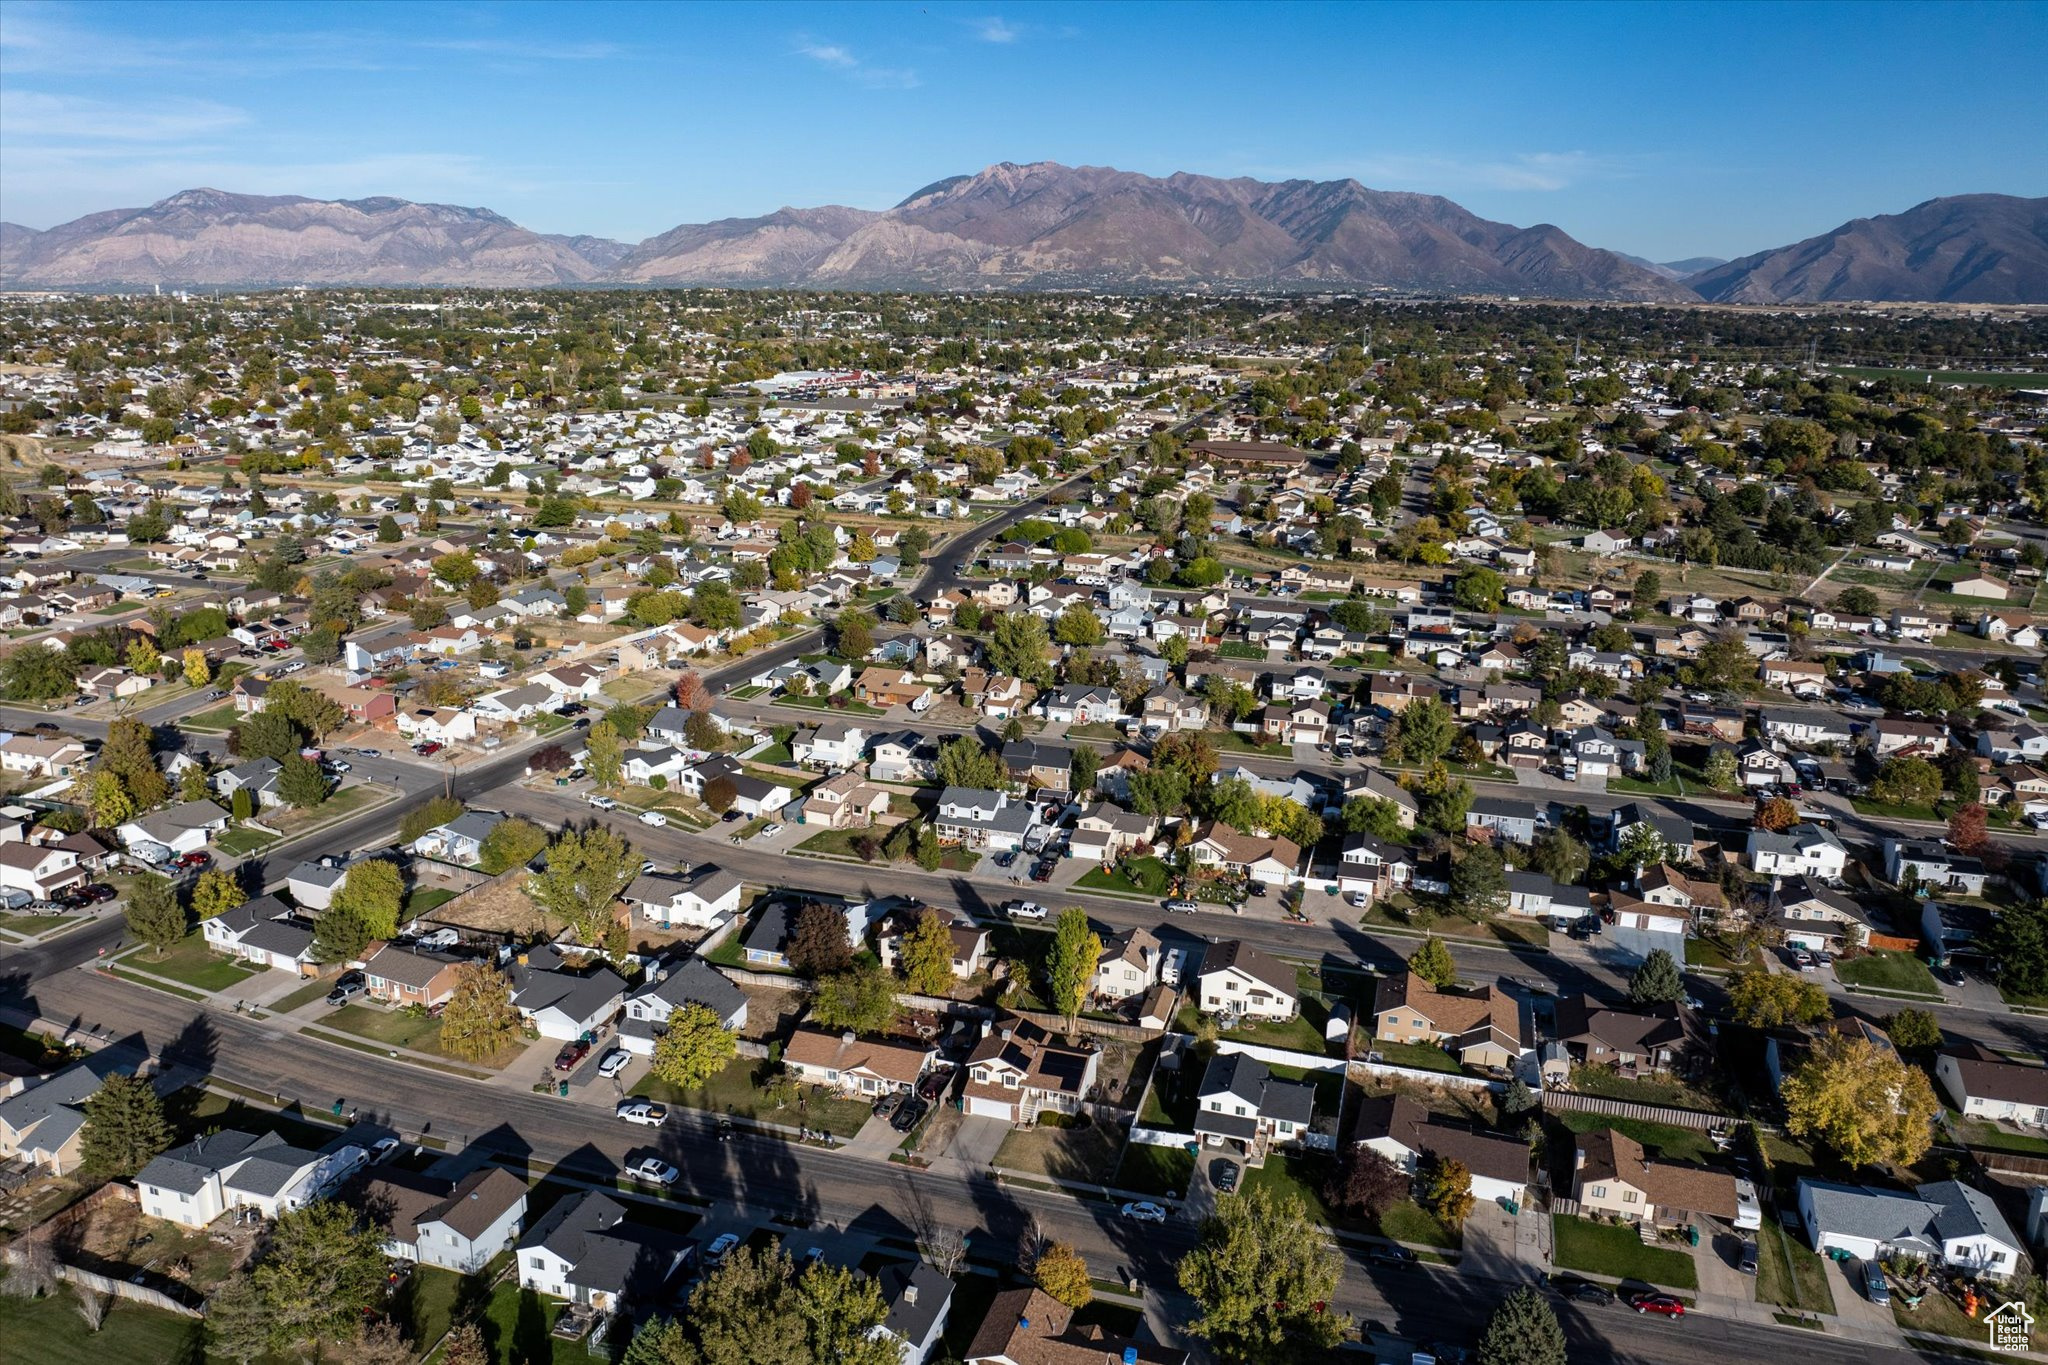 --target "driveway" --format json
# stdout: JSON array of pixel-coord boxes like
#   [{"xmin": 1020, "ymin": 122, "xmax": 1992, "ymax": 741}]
[
  {"xmin": 1825, "ymin": 1255, "xmax": 1906, "ymax": 1345},
  {"xmin": 935, "ymin": 1114, "xmax": 1010, "ymax": 1175},
  {"xmin": 1693, "ymin": 1229, "xmax": 1764, "ymax": 1316}
]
